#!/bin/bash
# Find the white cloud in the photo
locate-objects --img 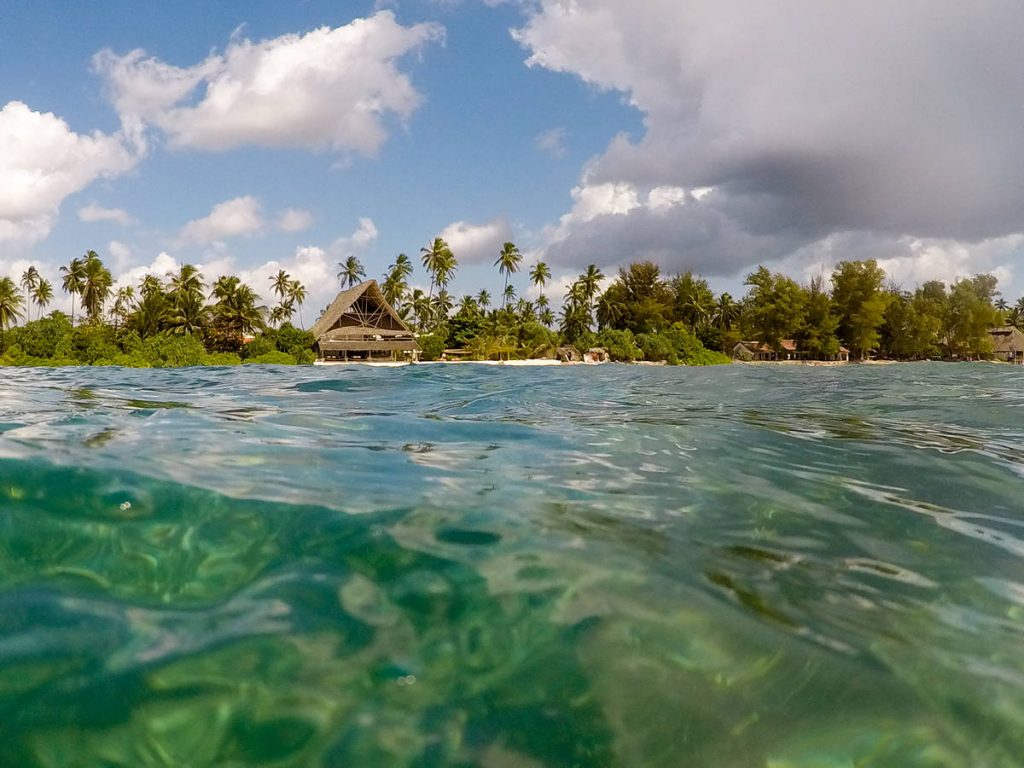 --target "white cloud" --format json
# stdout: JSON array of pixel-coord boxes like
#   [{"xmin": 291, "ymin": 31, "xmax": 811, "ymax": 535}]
[
  {"xmin": 198, "ymin": 245, "xmax": 338, "ymax": 323},
  {"xmin": 438, "ymin": 217, "xmax": 513, "ymax": 264},
  {"xmin": 278, "ymin": 208, "xmax": 313, "ymax": 232},
  {"xmin": 332, "ymin": 217, "xmax": 379, "ymax": 253},
  {"xmin": 113, "ymin": 251, "xmax": 181, "ymax": 291},
  {"xmin": 108, "ymin": 240, "xmax": 134, "ymax": 272},
  {"xmin": 78, "ymin": 203, "xmax": 135, "ymax": 226},
  {"xmin": 535, "ymin": 127, "xmax": 567, "ymax": 158},
  {"xmin": 781, "ymin": 233, "xmax": 1024, "ymax": 295},
  {"xmin": 179, "ymin": 196, "xmax": 264, "ymax": 245},
  {"xmin": 95, "ymin": 11, "xmax": 444, "ymax": 154},
  {"xmin": 0, "ymin": 101, "xmax": 142, "ymax": 243}
]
